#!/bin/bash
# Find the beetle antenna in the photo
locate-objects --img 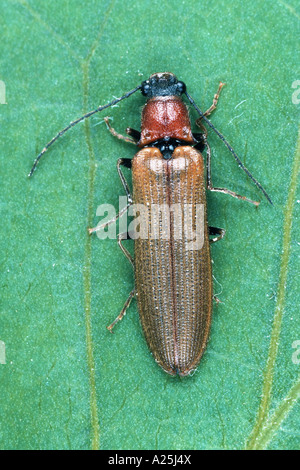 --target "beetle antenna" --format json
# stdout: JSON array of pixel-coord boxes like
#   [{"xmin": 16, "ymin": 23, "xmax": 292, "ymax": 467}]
[
  {"xmin": 185, "ymin": 91, "xmax": 273, "ymax": 205},
  {"xmin": 29, "ymin": 84, "xmax": 142, "ymax": 177}
]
